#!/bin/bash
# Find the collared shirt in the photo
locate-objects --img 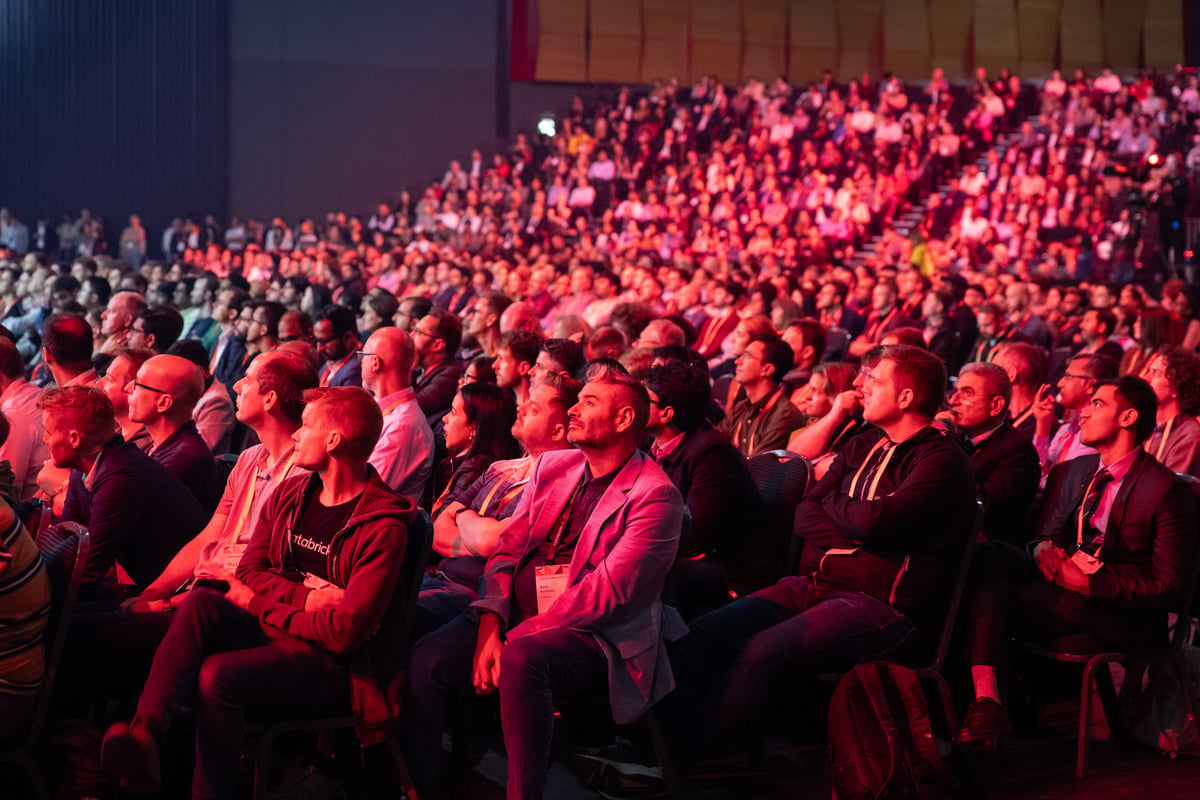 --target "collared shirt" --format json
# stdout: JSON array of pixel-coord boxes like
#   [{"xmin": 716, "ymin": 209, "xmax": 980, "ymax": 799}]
[
  {"xmin": 1037, "ymin": 415, "xmax": 1096, "ymax": 481},
  {"xmin": 65, "ymin": 369, "xmax": 98, "ymax": 387},
  {"xmin": 651, "ymin": 432, "xmax": 687, "ymax": 462},
  {"xmin": 719, "ymin": 386, "xmax": 803, "ymax": 458},
  {"xmin": 453, "ymin": 455, "xmax": 534, "ymax": 520},
  {"xmin": 968, "ymin": 422, "xmax": 1004, "ymax": 450},
  {"xmin": 1090, "ymin": 448, "xmax": 1139, "ymax": 535},
  {"xmin": 368, "ymin": 387, "xmax": 434, "ymax": 502},
  {"xmin": 194, "ymin": 444, "xmax": 306, "ymax": 579},
  {"xmin": 0, "ymin": 379, "xmax": 48, "ymax": 501}
]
